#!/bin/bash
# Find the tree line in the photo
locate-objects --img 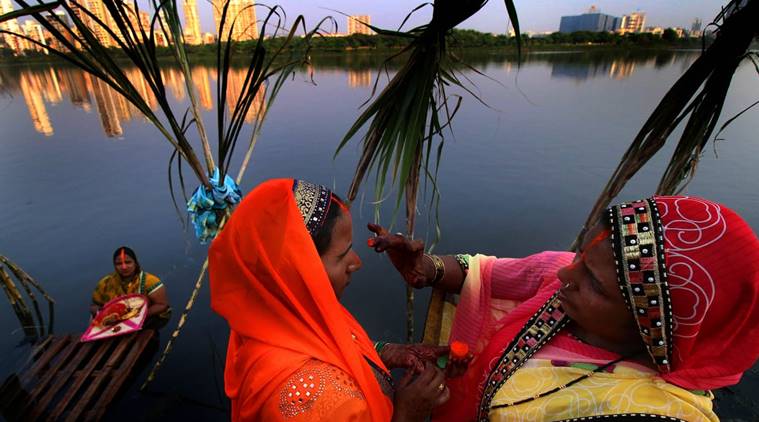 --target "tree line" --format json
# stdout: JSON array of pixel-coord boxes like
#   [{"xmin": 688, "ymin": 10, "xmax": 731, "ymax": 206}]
[{"xmin": 1, "ymin": 28, "xmax": 706, "ymax": 61}]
